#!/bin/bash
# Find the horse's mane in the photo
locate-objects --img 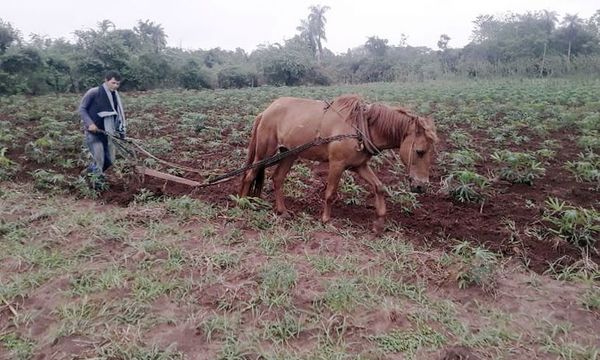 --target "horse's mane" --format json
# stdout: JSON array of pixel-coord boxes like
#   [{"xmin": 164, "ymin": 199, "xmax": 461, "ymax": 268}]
[{"xmin": 331, "ymin": 95, "xmax": 438, "ymax": 145}]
